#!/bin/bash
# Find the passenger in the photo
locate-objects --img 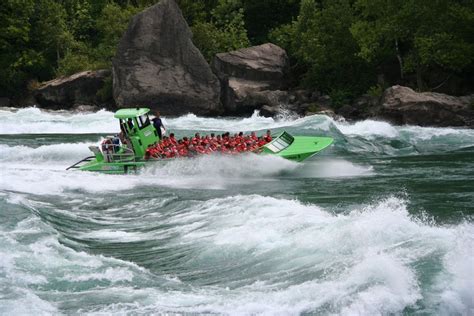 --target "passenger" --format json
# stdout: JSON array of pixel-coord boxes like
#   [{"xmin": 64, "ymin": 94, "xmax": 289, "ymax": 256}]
[
  {"xmin": 145, "ymin": 145, "xmax": 154, "ymax": 160},
  {"xmin": 182, "ymin": 136, "xmax": 190, "ymax": 147},
  {"xmin": 220, "ymin": 144, "xmax": 229, "ymax": 154},
  {"xmin": 152, "ymin": 111, "xmax": 165, "ymax": 140},
  {"xmin": 264, "ymin": 130, "xmax": 272, "ymax": 143},
  {"xmin": 112, "ymin": 135, "xmax": 121, "ymax": 153},
  {"xmin": 160, "ymin": 136, "xmax": 169, "ymax": 148},
  {"xmin": 195, "ymin": 142, "xmax": 206, "ymax": 154},
  {"xmin": 192, "ymin": 132, "xmax": 201, "ymax": 145},
  {"xmin": 237, "ymin": 132, "xmax": 244, "ymax": 142},
  {"xmin": 178, "ymin": 146, "xmax": 188, "ymax": 157},
  {"xmin": 250, "ymin": 131, "xmax": 258, "ymax": 141},
  {"xmin": 169, "ymin": 133, "xmax": 177, "ymax": 145}
]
